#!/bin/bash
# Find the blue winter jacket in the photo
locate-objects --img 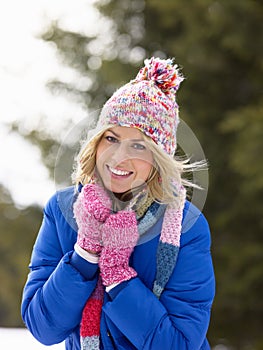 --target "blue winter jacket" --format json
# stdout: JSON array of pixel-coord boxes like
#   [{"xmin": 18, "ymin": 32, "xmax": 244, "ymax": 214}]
[{"xmin": 21, "ymin": 186, "xmax": 215, "ymax": 350}]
